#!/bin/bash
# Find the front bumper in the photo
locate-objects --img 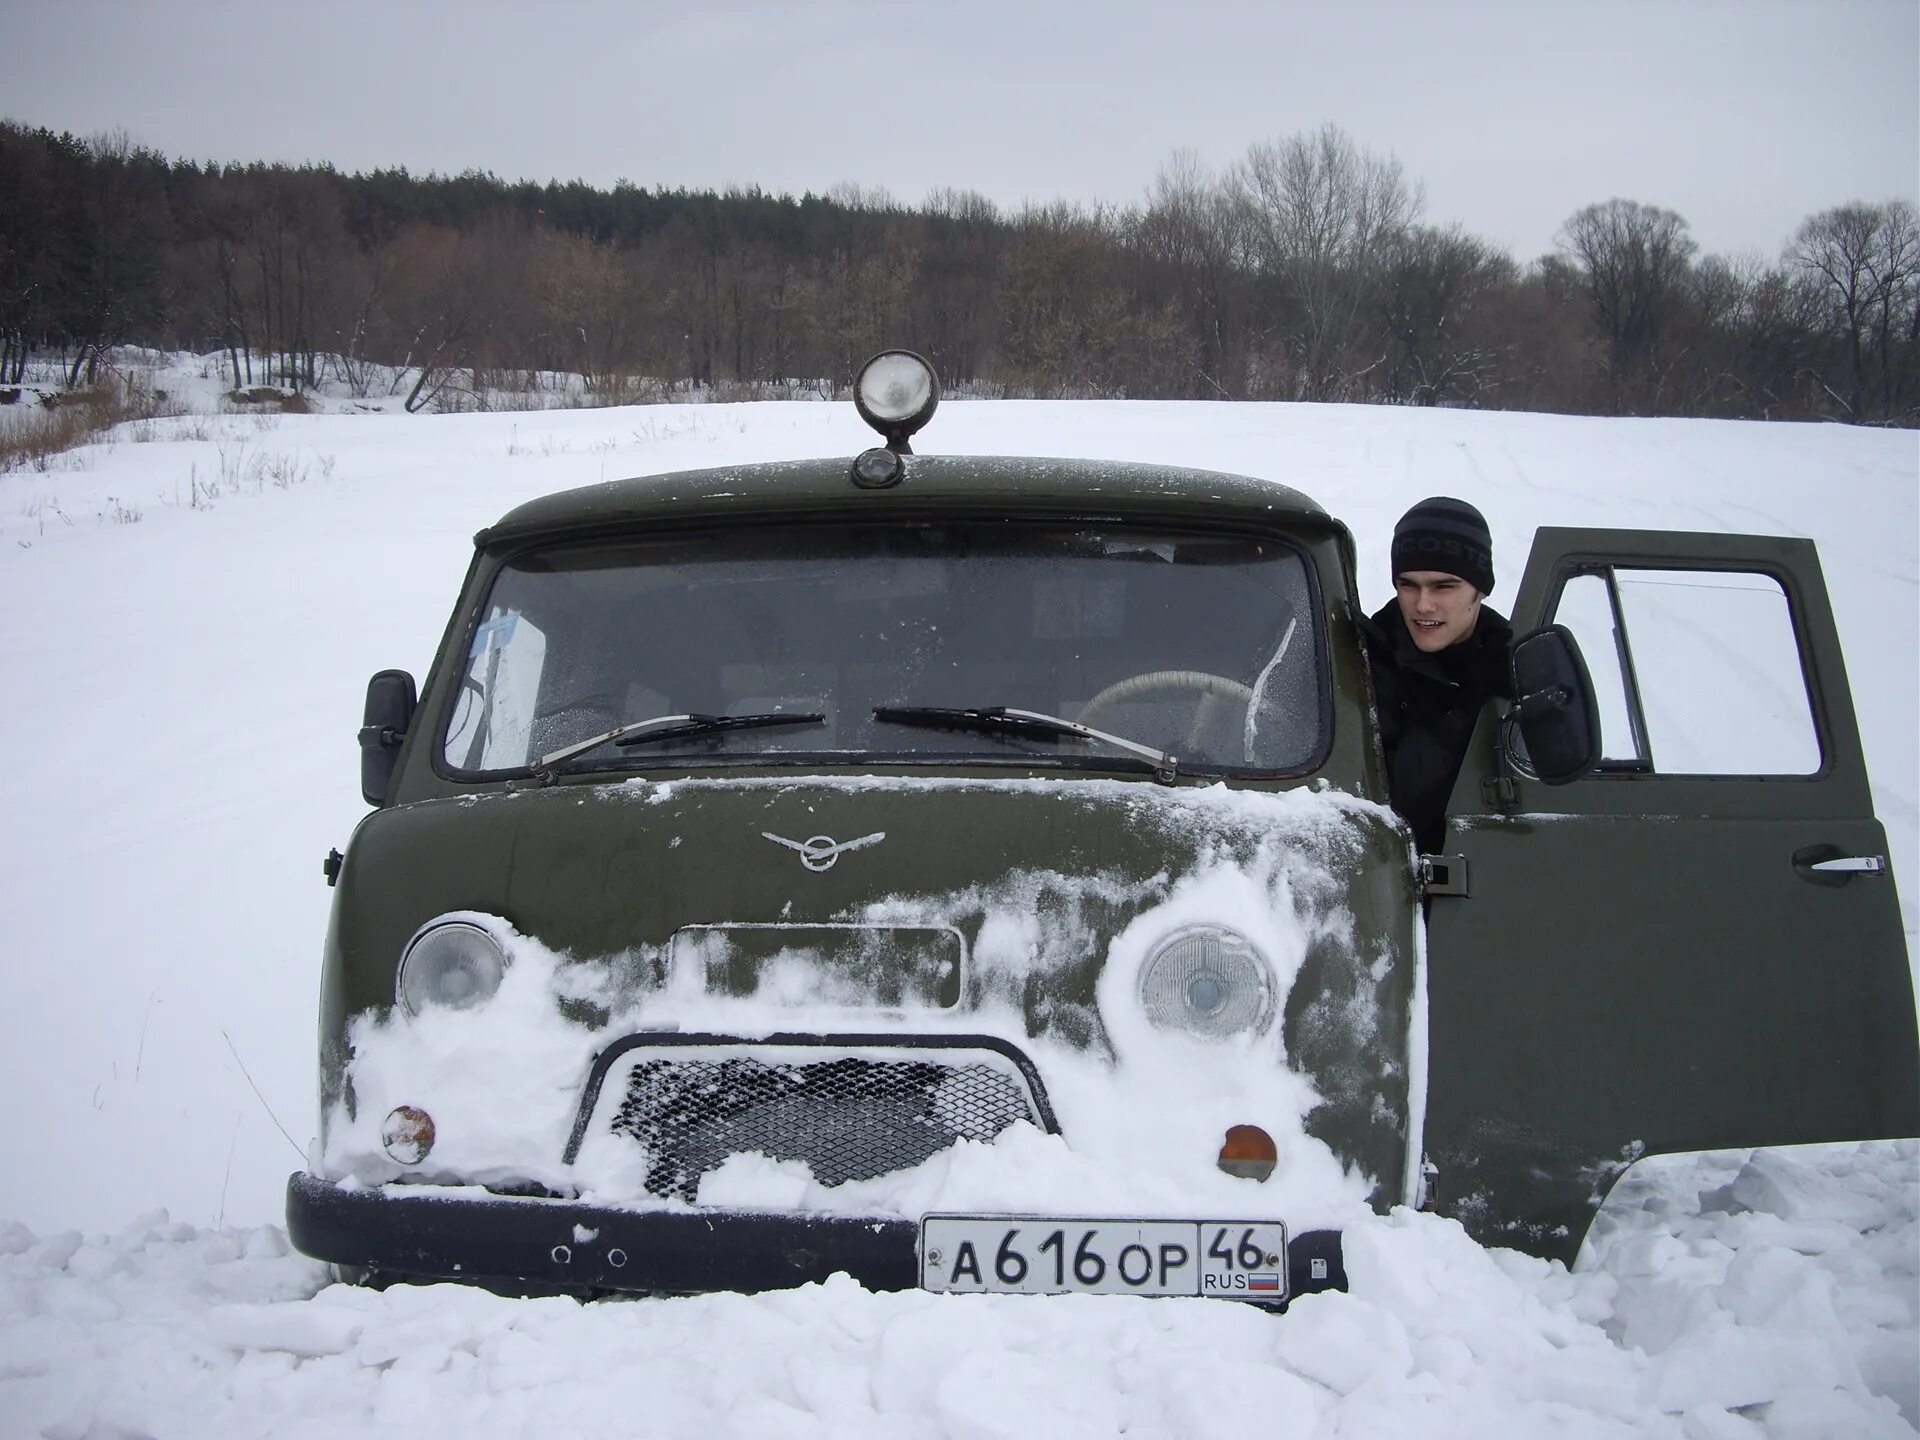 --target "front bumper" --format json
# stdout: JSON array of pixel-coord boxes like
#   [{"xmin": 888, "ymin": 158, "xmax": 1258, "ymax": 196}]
[{"xmin": 286, "ymin": 1171, "xmax": 1347, "ymax": 1300}]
